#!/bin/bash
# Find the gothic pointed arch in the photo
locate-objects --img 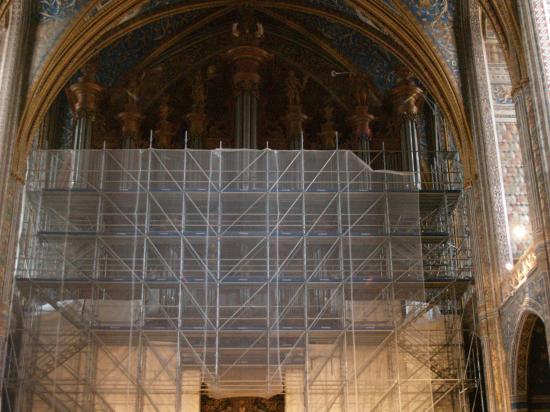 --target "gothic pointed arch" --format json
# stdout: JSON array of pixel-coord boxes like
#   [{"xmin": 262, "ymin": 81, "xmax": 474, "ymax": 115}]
[
  {"xmin": 12, "ymin": 0, "xmax": 475, "ymax": 182},
  {"xmin": 511, "ymin": 312, "xmax": 550, "ymax": 411}
]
